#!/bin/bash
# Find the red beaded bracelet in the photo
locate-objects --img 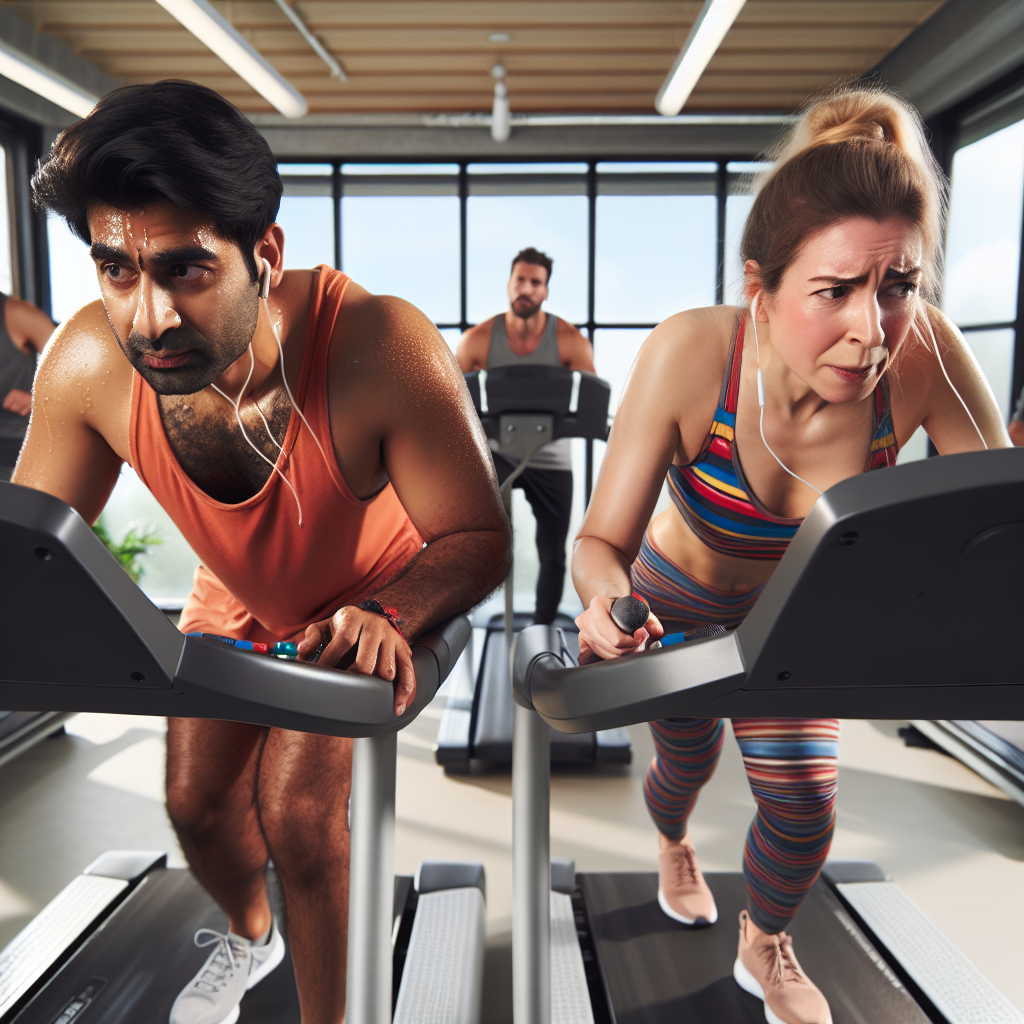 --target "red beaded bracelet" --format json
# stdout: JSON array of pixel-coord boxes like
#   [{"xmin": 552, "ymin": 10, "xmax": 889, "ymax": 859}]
[{"xmin": 356, "ymin": 599, "xmax": 406, "ymax": 642}]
